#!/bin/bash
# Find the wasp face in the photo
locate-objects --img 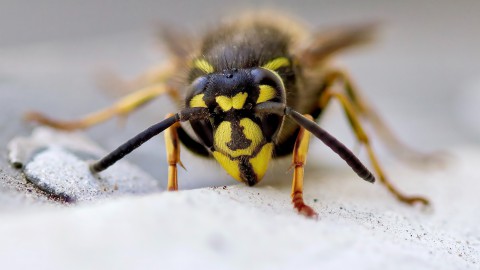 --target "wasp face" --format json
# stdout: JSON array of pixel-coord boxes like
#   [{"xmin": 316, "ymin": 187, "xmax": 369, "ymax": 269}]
[{"xmin": 187, "ymin": 67, "xmax": 286, "ymax": 185}]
